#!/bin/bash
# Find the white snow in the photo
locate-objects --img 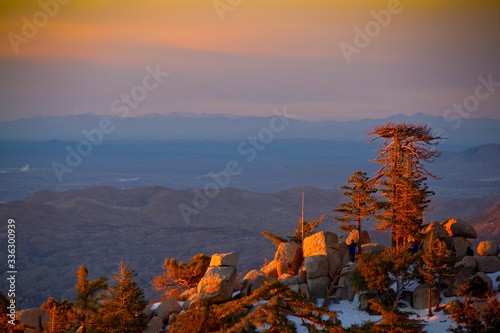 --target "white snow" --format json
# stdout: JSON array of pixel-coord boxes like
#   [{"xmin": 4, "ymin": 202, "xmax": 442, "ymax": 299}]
[
  {"xmin": 288, "ymin": 270, "xmax": 500, "ymax": 333},
  {"xmin": 150, "ymin": 302, "xmax": 161, "ymax": 311},
  {"xmin": 175, "ymin": 270, "xmax": 500, "ymax": 332},
  {"xmin": 327, "ymin": 294, "xmax": 381, "ymax": 328}
]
